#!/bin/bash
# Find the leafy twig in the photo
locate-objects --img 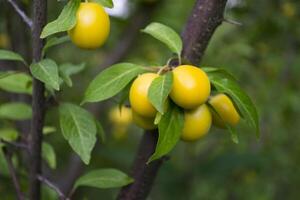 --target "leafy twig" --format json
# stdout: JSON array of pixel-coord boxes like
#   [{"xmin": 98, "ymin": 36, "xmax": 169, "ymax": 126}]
[
  {"xmin": 37, "ymin": 175, "xmax": 69, "ymax": 200},
  {"xmin": 2, "ymin": 147, "xmax": 25, "ymax": 200},
  {"xmin": 6, "ymin": 0, "xmax": 33, "ymax": 30}
]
